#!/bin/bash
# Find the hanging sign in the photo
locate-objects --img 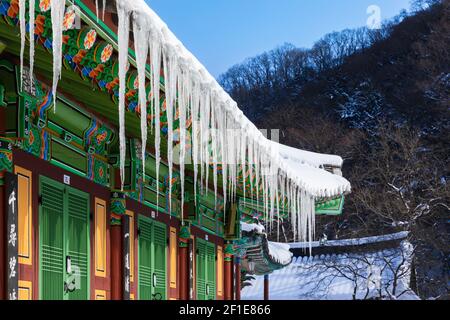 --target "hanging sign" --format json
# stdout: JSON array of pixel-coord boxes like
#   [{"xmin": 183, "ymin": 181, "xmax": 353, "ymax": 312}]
[
  {"xmin": 122, "ymin": 214, "xmax": 131, "ymax": 300},
  {"xmin": 5, "ymin": 172, "xmax": 18, "ymax": 300}
]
